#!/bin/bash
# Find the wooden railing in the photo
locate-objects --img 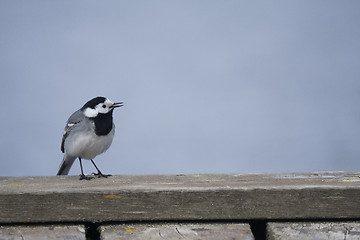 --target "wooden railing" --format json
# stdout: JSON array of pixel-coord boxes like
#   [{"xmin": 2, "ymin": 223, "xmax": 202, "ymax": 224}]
[{"xmin": 1, "ymin": 172, "xmax": 360, "ymax": 239}]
